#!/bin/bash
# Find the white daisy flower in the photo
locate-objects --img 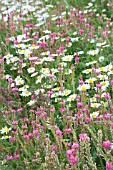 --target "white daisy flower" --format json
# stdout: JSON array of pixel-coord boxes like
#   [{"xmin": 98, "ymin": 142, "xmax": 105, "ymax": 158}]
[
  {"xmin": 105, "ymin": 64, "xmax": 113, "ymax": 71},
  {"xmin": 108, "ymin": 69, "xmax": 113, "ymax": 75},
  {"xmin": 41, "ymin": 51, "xmax": 50, "ymax": 56},
  {"xmin": 35, "ymin": 58, "xmax": 44, "ymax": 65},
  {"xmin": 91, "ymin": 103, "xmax": 101, "ymax": 108},
  {"xmin": 87, "ymin": 49, "xmax": 99, "ymax": 56},
  {"xmin": 82, "ymin": 69, "xmax": 92, "ymax": 74},
  {"xmin": 71, "ymin": 37, "xmax": 79, "ymax": 42},
  {"xmin": 90, "ymin": 111, "xmax": 99, "ymax": 119},
  {"xmin": 15, "ymin": 79, "xmax": 24, "ymax": 86},
  {"xmin": 20, "ymin": 91, "xmax": 31, "ymax": 97},
  {"xmin": 77, "ymin": 84, "xmax": 90, "ymax": 91},
  {"xmin": 99, "ymin": 67, "xmax": 107, "ymax": 72},
  {"xmin": 52, "ymin": 87, "xmax": 60, "ymax": 91},
  {"xmin": 27, "ymin": 67, "xmax": 35, "ymax": 73},
  {"xmin": 63, "ymin": 90, "xmax": 71, "ymax": 96},
  {"xmin": 60, "ymin": 62, "xmax": 67, "ymax": 67},
  {"xmin": 51, "ymin": 93, "xmax": 59, "ymax": 98},
  {"xmin": 67, "ymin": 42, "xmax": 72, "ymax": 47},
  {"xmin": 62, "ymin": 55, "xmax": 73, "ymax": 62},
  {"xmin": 0, "ymin": 126, "xmax": 11, "ymax": 134},
  {"xmin": 27, "ymin": 100, "xmax": 36, "ymax": 106},
  {"xmin": 74, "ymin": 51, "xmax": 84, "ymax": 55},
  {"xmin": 67, "ymin": 94, "xmax": 77, "ymax": 101},
  {"xmin": 5, "ymin": 74, "xmax": 10, "ymax": 79},
  {"xmin": 36, "ymin": 75, "xmax": 44, "ymax": 84},
  {"xmin": 100, "ymin": 81, "xmax": 109, "ymax": 89},
  {"xmin": 1, "ymin": 136, "xmax": 10, "ymax": 140},
  {"xmin": 31, "ymin": 72, "xmax": 38, "ymax": 77},
  {"xmin": 19, "ymin": 85, "xmax": 29, "ymax": 92},
  {"xmin": 86, "ymin": 61, "xmax": 97, "ymax": 66},
  {"xmin": 10, "ymin": 57, "xmax": 19, "ymax": 63},
  {"xmin": 22, "ymin": 63, "xmax": 26, "ymax": 68},
  {"xmin": 97, "ymin": 75, "xmax": 108, "ymax": 80},
  {"xmin": 85, "ymin": 77, "xmax": 96, "ymax": 84},
  {"xmin": 90, "ymin": 97, "xmax": 97, "ymax": 103},
  {"xmin": 89, "ymin": 39, "xmax": 95, "ymax": 43},
  {"xmin": 99, "ymin": 56, "xmax": 104, "ymax": 62},
  {"xmin": 51, "ymin": 68, "xmax": 58, "ymax": 74},
  {"xmin": 44, "ymin": 57, "xmax": 54, "ymax": 62}
]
